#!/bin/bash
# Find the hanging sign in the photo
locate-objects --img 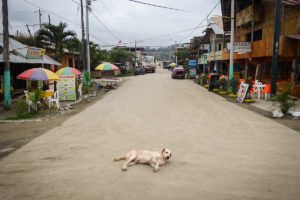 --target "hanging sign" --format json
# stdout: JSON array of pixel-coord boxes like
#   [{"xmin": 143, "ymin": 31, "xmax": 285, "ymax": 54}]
[
  {"xmin": 237, "ymin": 82, "xmax": 249, "ymax": 103},
  {"xmin": 227, "ymin": 42, "xmax": 252, "ymax": 53},
  {"xmin": 26, "ymin": 47, "xmax": 46, "ymax": 59},
  {"xmin": 199, "ymin": 55, "xmax": 208, "ymax": 64},
  {"xmin": 58, "ymin": 75, "xmax": 76, "ymax": 101}
]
